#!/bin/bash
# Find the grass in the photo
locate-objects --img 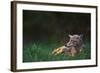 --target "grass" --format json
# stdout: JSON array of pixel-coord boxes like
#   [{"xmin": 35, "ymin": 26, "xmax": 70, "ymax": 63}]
[{"xmin": 23, "ymin": 39, "xmax": 91, "ymax": 62}]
